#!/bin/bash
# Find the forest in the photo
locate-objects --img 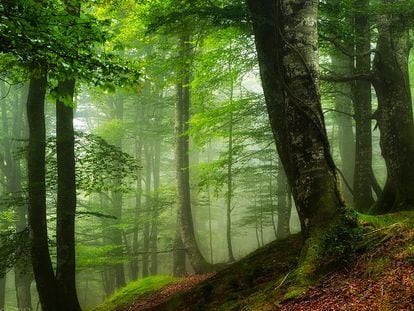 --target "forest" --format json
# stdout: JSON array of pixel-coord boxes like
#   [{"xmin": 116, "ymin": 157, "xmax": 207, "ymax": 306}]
[{"xmin": 0, "ymin": 0, "xmax": 413, "ymax": 310}]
